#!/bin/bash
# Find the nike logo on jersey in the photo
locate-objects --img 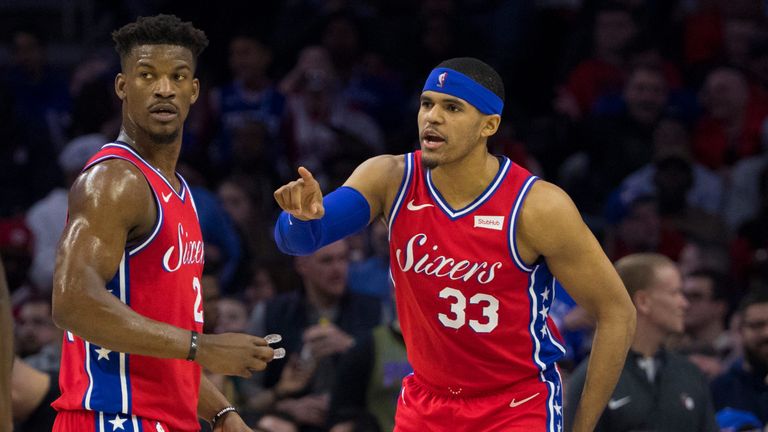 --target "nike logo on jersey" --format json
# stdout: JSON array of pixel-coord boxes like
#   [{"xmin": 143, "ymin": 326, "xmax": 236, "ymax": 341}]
[
  {"xmin": 406, "ymin": 199, "xmax": 434, "ymax": 211},
  {"xmin": 607, "ymin": 396, "xmax": 631, "ymax": 410},
  {"xmin": 509, "ymin": 392, "xmax": 539, "ymax": 408},
  {"xmin": 474, "ymin": 215, "xmax": 504, "ymax": 231},
  {"xmin": 162, "ymin": 192, "xmax": 172, "ymax": 203}
]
